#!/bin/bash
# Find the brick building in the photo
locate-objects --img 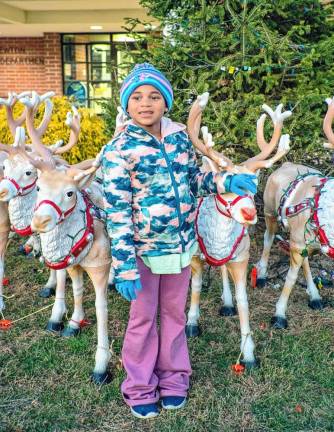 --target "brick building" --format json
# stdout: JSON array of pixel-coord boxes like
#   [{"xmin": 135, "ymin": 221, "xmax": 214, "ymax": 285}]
[{"xmin": 0, "ymin": 0, "xmax": 151, "ymax": 111}]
